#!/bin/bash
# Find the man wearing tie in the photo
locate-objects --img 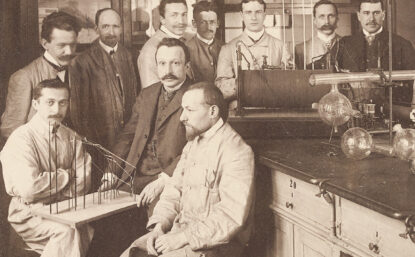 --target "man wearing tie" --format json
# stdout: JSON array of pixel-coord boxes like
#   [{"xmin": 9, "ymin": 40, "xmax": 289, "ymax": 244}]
[
  {"xmin": 0, "ymin": 11, "xmax": 80, "ymax": 142},
  {"xmin": 70, "ymin": 8, "xmax": 138, "ymax": 150},
  {"xmin": 215, "ymin": 0, "xmax": 290, "ymax": 104},
  {"xmin": 334, "ymin": 0, "xmax": 415, "ymax": 104},
  {"xmin": 295, "ymin": 0, "xmax": 341, "ymax": 70},
  {"xmin": 186, "ymin": 0, "xmax": 223, "ymax": 83},
  {"xmin": 138, "ymin": 0, "xmax": 191, "ymax": 89},
  {"xmin": 336, "ymin": 0, "xmax": 415, "ymax": 72}
]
